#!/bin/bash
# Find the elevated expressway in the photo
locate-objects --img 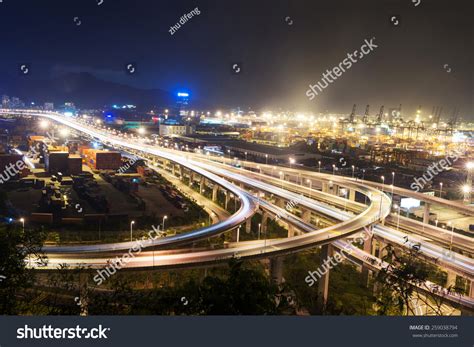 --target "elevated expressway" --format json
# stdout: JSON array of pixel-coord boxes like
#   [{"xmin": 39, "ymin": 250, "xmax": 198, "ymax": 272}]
[{"xmin": 1, "ymin": 109, "xmax": 473, "ymax": 310}]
